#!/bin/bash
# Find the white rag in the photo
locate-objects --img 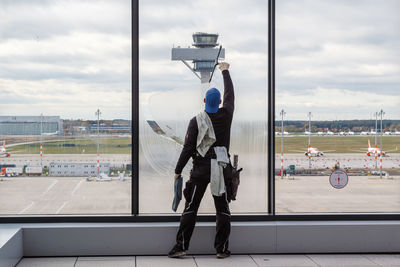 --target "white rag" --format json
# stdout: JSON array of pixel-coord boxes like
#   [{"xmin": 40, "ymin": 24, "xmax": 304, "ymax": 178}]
[
  {"xmin": 195, "ymin": 111, "xmax": 216, "ymax": 157},
  {"xmin": 210, "ymin": 146, "xmax": 230, "ymax": 196}
]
